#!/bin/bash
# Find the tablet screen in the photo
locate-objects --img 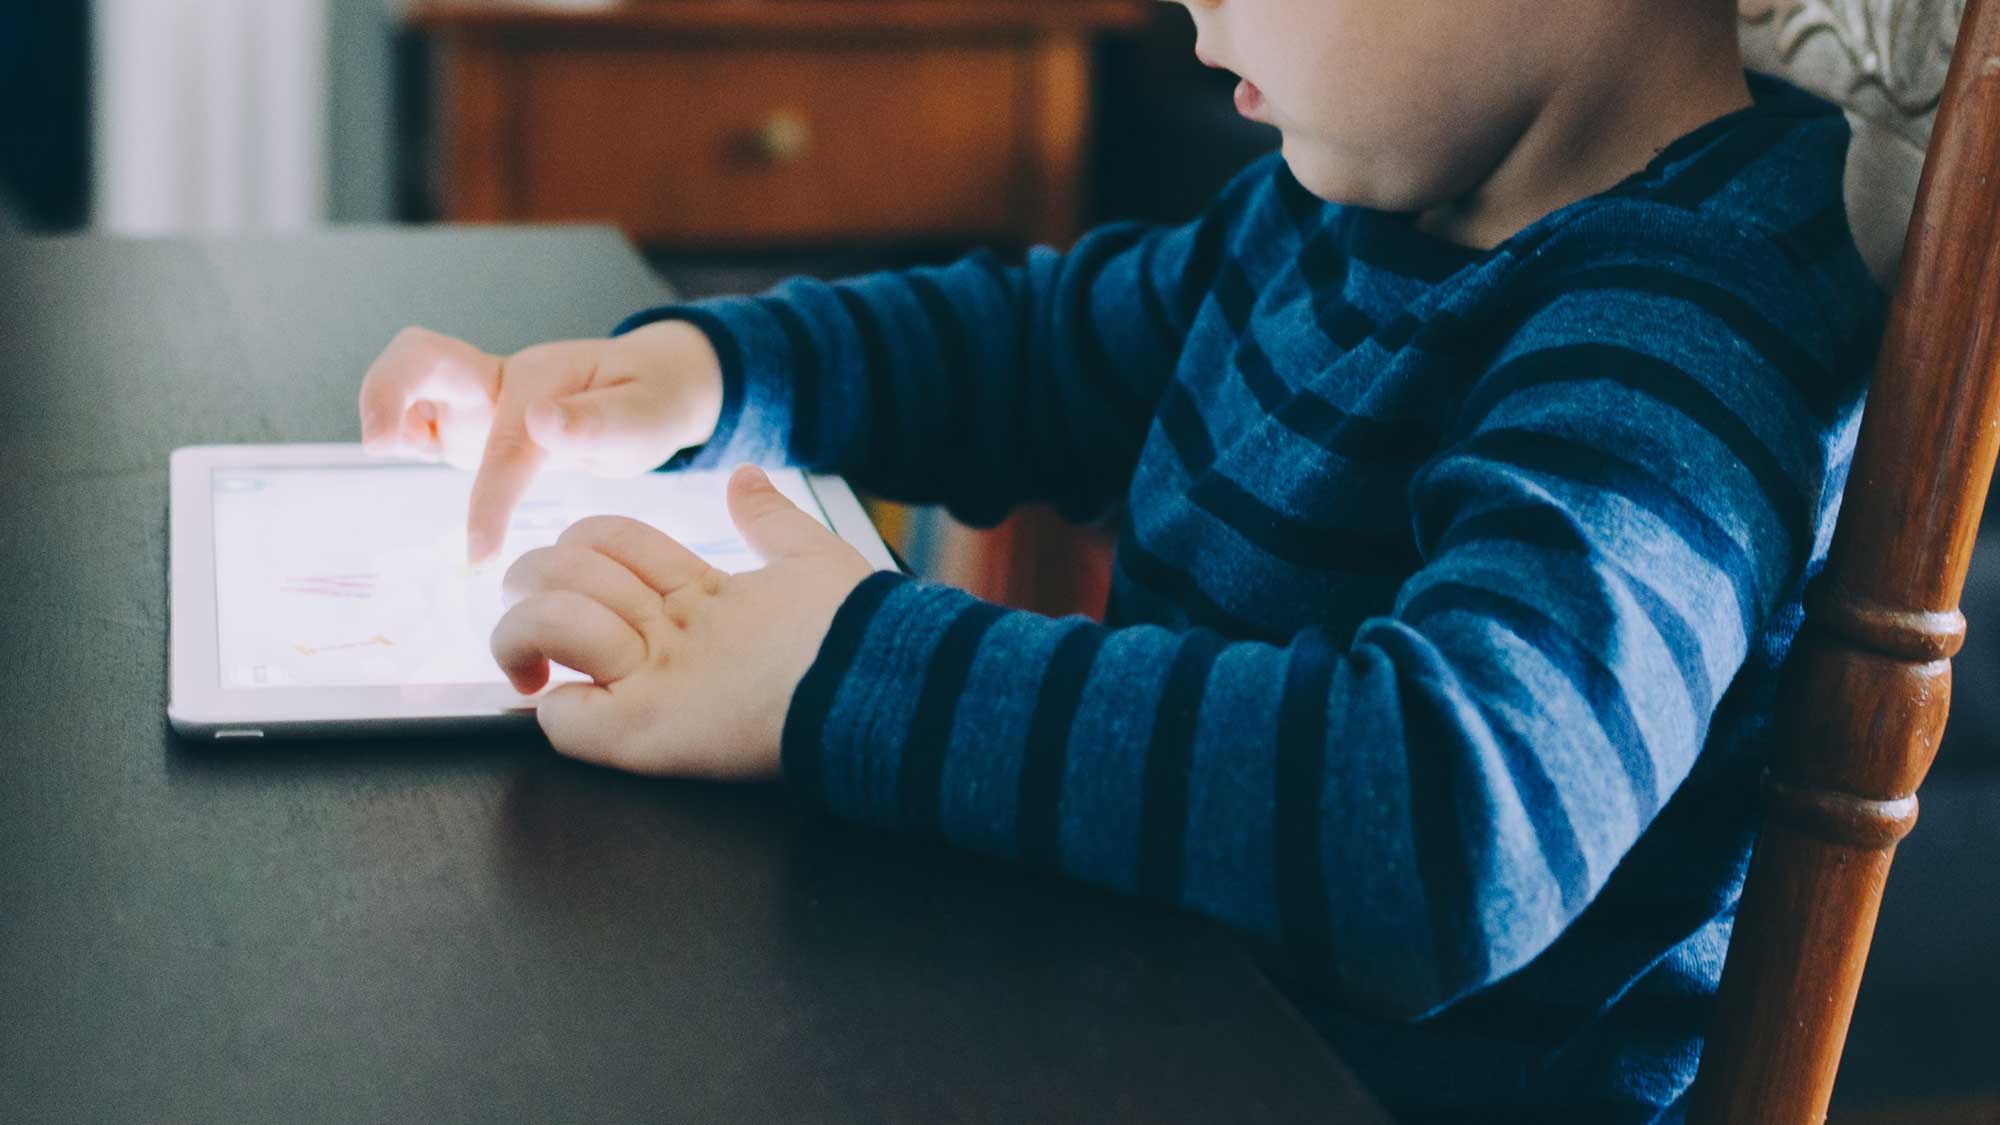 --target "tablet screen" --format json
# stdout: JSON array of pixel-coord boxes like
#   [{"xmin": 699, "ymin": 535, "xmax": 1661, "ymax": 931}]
[{"xmin": 210, "ymin": 465, "xmax": 827, "ymax": 690}]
